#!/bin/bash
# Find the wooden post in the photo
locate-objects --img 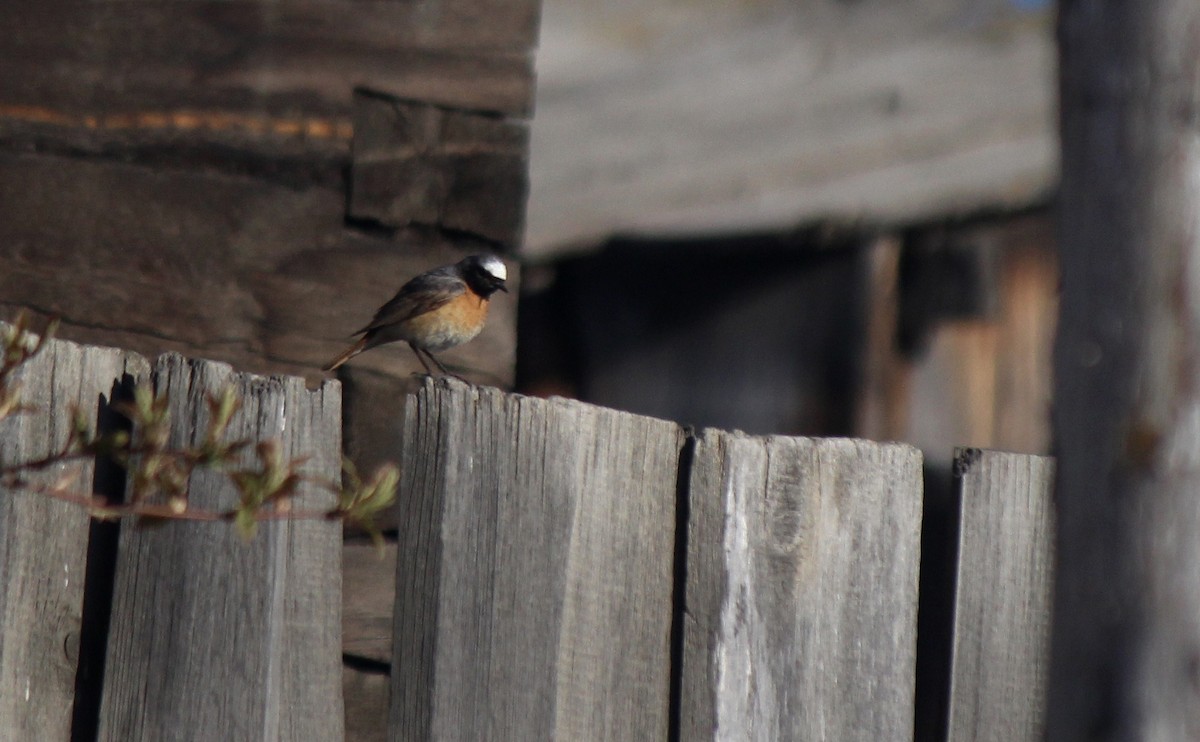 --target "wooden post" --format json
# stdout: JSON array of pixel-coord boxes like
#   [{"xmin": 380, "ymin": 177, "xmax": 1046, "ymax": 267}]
[
  {"xmin": 390, "ymin": 378, "xmax": 683, "ymax": 741},
  {"xmin": 1050, "ymin": 2, "xmax": 1200, "ymax": 737},
  {"xmin": 0, "ymin": 332, "xmax": 148, "ymax": 739},
  {"xmin": 946, "ymin": 449, "xmax": 1054, "ymax": 742},
  {"xmin": 97, "ymin": 354, "xmax": 343, "ymax": 740},
  {"xmin": 680, "ymin": 431, "xmax": 923, "ymax": 741}
]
